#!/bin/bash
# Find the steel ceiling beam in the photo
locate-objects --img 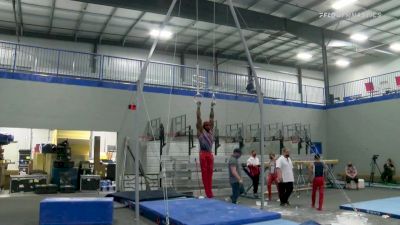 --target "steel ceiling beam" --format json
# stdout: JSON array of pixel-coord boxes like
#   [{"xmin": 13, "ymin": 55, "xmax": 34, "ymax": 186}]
[
  {"xmin": 48, "ymin": 0, "xmax": 56, "ymax": 34},
  {"xmin": 98, "ymin": 7, "xmax": 117, "ymax": 43},
  {"xmin": 16, "ymin": 0, "xmax": 23, "ymax": 35},
  {"xmin": 11, "ymin": 0, "xmax": 19, "ymax": 40},
  {"xmin": 121, "ymin": 11, "xmax": 146, "ymax": 46},
  {"xmin": 74, "ymin": 3, "xmax": 88, "ymax": 41},
  {"xmin": 181, "ymin": 24, "xmax": 219, "ymax": 51},
  {"xmin": 216, "ymin": 33, "xmax": 262, "ymax": 55},
  {"xmin": 201, "ymin": 29, "xmax": 249, "ymax": 54},
  {"xmin": 285, "ymin": 0, "xmax": 324, "ymax": 19},
  {"xmin": 72, "ymin": 0, "xmax": 385, "ymax": 49},
  {"xmin": 205, "ymin": 1, "xmax": 293, "ymax": 56}
]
